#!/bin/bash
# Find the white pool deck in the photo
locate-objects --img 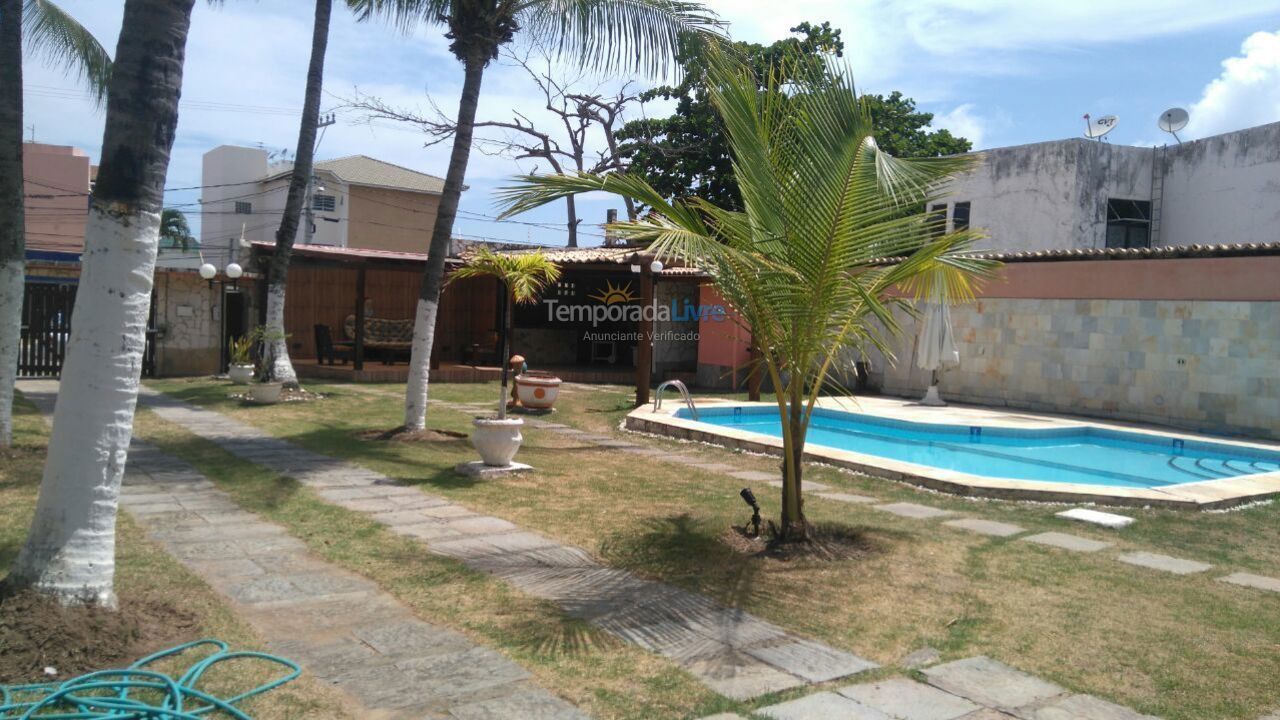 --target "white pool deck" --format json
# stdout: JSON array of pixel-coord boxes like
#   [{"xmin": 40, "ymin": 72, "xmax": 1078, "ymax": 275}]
[{"xmin": 626, "ymin": 396, "xmax": 1280, "ymax": 509}]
